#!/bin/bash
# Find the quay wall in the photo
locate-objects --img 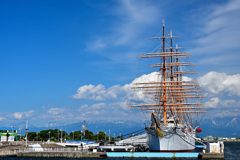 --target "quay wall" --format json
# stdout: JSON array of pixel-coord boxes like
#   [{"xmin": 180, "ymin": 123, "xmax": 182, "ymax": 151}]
[{"xmin": 17, "ymin": 152, "xmax": 107, "ymax": 158}]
